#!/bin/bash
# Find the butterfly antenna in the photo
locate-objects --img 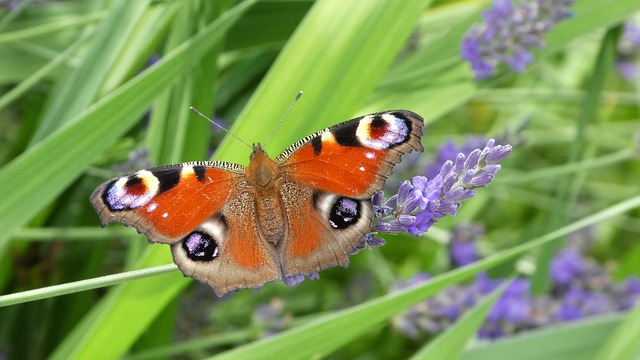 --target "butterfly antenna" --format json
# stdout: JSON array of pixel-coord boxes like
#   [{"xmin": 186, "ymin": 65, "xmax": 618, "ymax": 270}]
[
  {"xmin": 189, "ymin": 107, "xmax": 253, "ymax": 150},
  {"xmin": 264, "ymin": 91, "xmax": 303, "ymax": 146}
]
